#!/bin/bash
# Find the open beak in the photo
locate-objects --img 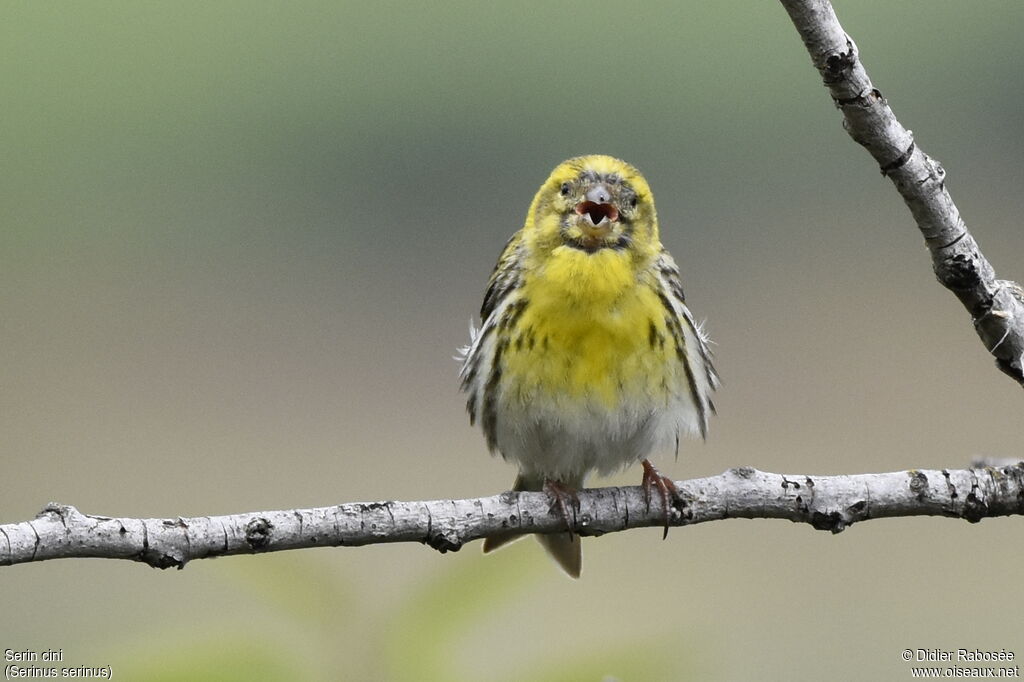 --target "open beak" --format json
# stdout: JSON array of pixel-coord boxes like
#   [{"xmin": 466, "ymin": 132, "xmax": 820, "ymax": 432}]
[
  {"xmin": 566, "ymin": 182, "xmax": 622, "ymax": 250},
  {"xmin": 574, "ymin": 201, "xmax": 619, "ymax": 228}
]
